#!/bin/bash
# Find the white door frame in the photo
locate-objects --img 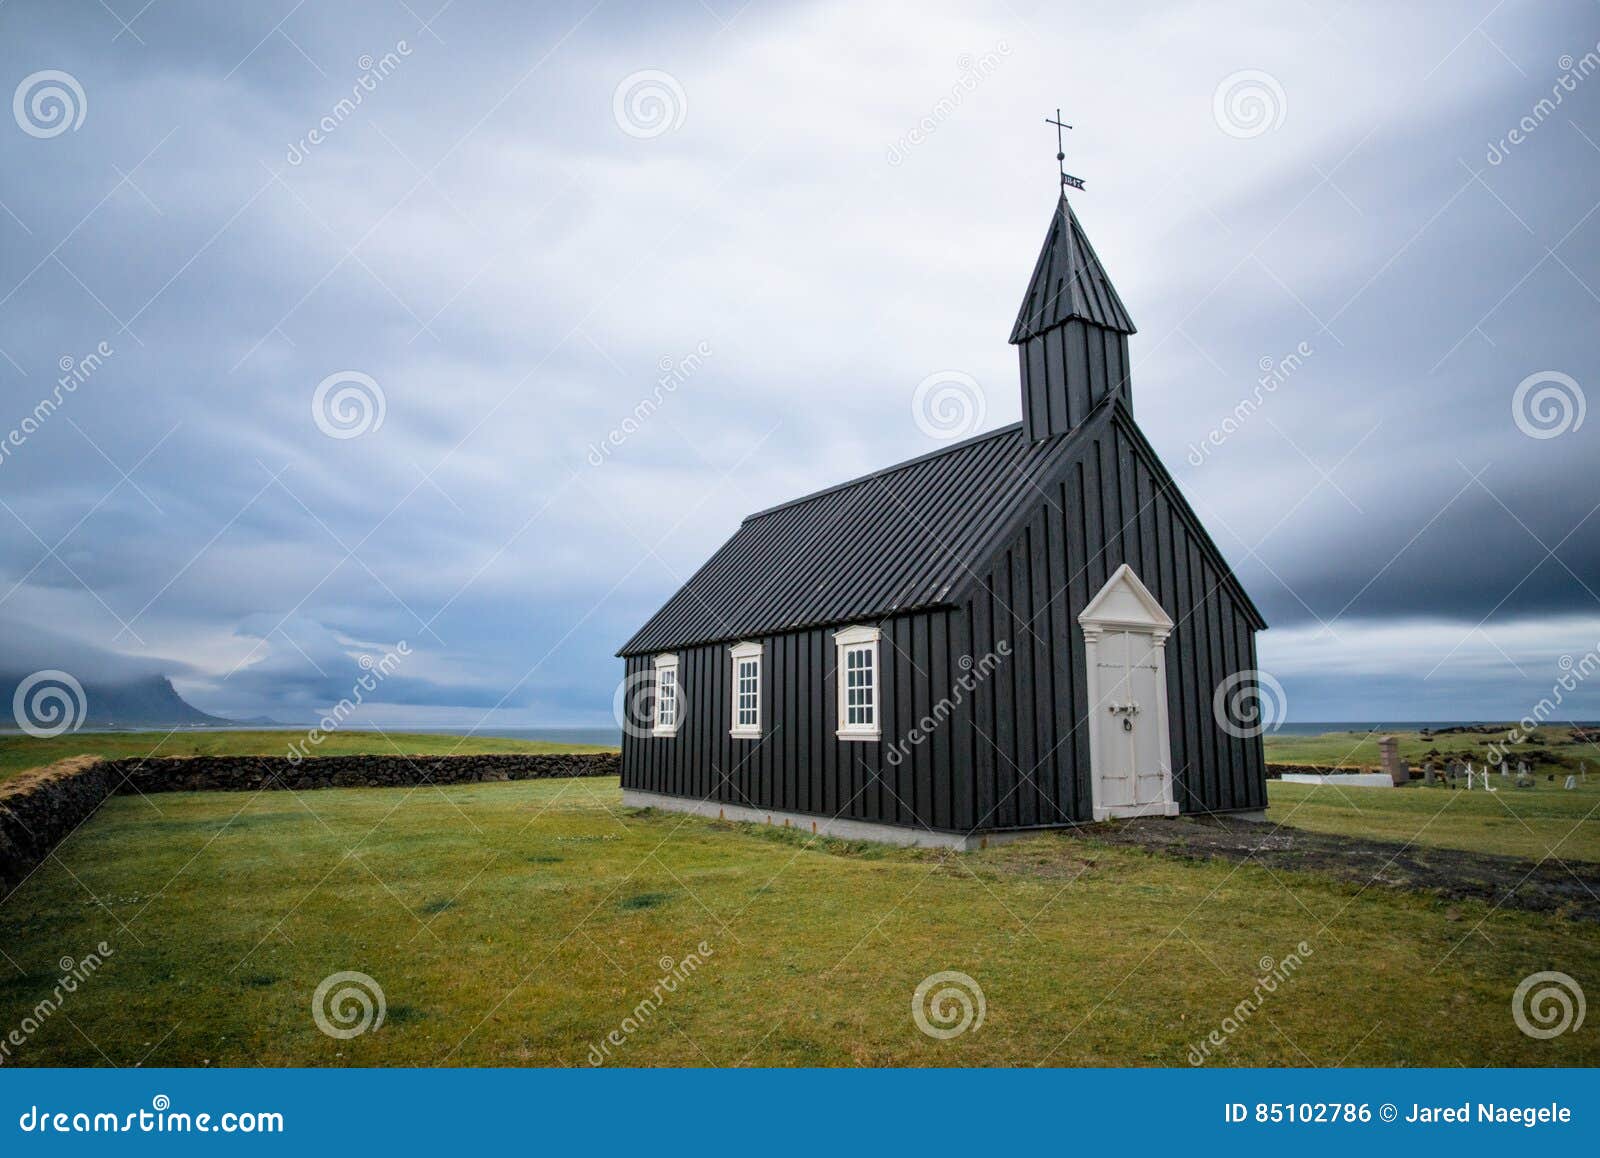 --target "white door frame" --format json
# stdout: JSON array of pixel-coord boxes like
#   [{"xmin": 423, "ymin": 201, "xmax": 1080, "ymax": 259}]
[{"xmin": 1078, "ymin": 564, "xmax": 1179, "ymax": 821}]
